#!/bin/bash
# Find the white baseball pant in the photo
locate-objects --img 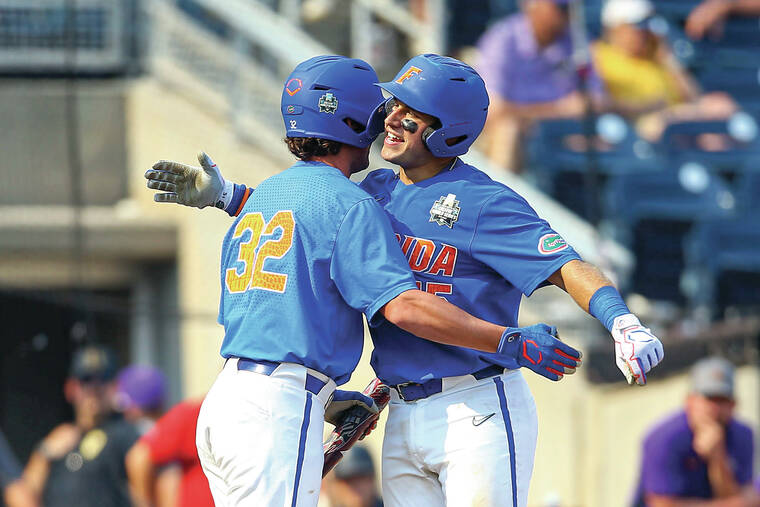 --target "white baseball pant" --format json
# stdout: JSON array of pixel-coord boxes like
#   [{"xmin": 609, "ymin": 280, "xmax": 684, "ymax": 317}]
[
  {"xmin": 196, "ymin": 358, "xmax": 336, "ymax": 507},
  {"xmin": 381, "ymin": 369, "xmax": 538, "ymax": 507}
]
